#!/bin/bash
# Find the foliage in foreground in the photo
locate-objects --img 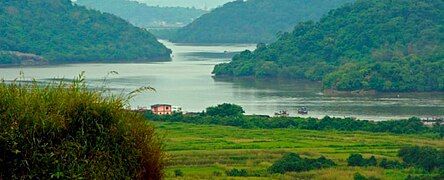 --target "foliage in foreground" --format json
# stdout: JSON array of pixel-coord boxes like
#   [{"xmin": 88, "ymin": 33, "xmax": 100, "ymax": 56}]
[
  {"xmin": 269, "ymin": 153, "xmax": 336, "ymax": 174},
  {"xmin": 0, "ymin": 79, "xmax": 164, "ymax": 179}
]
